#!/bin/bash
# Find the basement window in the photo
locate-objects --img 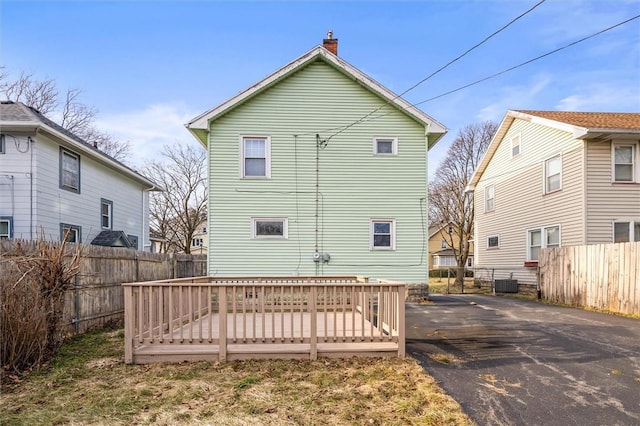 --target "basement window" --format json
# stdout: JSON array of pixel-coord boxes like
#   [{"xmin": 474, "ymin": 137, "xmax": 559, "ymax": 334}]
[{"xmin": 252, "ymin": 218, "xmax": 288, "ymax": 239}]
